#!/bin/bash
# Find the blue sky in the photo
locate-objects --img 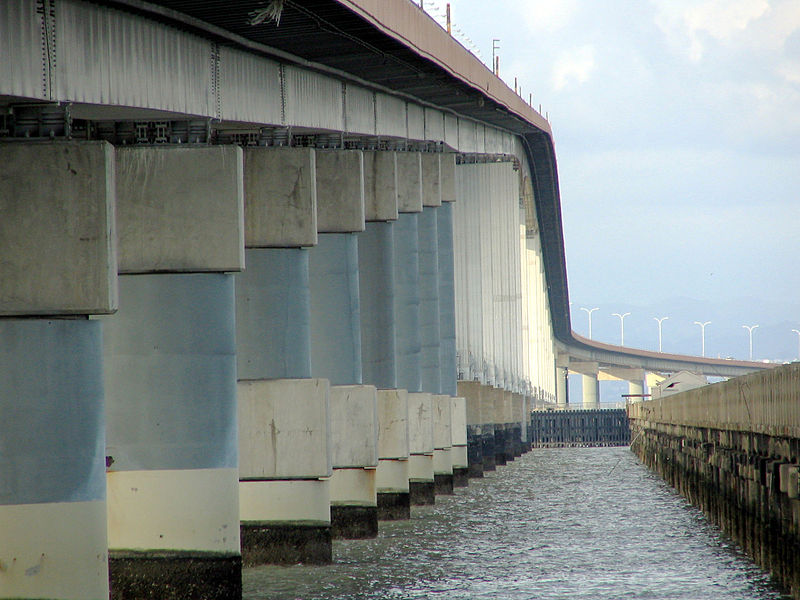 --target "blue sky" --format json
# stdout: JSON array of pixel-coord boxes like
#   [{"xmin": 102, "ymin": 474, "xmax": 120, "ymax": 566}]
[{"xmin": 425, "ymin": 0, "xmax": 800, "ymax": 360}]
